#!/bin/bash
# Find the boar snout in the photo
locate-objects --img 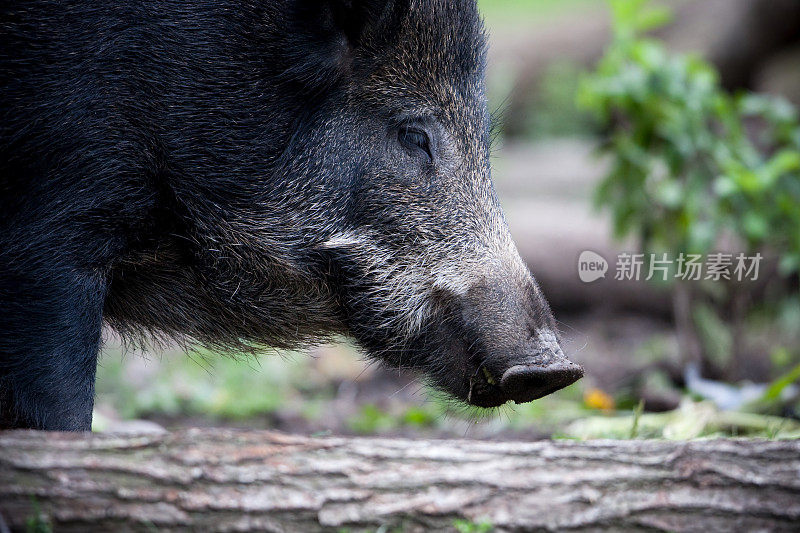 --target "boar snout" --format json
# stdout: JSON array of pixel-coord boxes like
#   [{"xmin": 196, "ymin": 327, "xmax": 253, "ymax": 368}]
[
  {"xmin": 468, "ymin": 342, "xmax": 584, "ymax": 408},
  {"xmin": 500, "ymin": 359, "xmax": 584, "ymax": 404},
  {"xmin": 498, "ymin": 330, "xmax": 583, "ymax": 403},
  {"xmin": 451, "ymin": 279, "xmax": 584, "ymax": 407}
]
